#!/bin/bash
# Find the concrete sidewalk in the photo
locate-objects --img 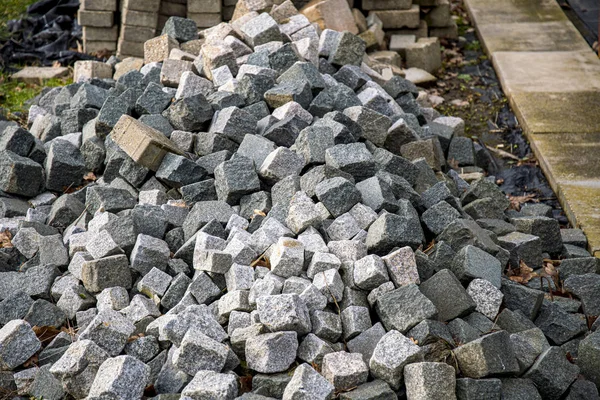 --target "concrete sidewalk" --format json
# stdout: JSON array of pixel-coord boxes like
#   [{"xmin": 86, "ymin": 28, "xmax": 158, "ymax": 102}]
[{"xmin": 464, "ymin": 0, "xmax": 600, "ymax": 256}]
